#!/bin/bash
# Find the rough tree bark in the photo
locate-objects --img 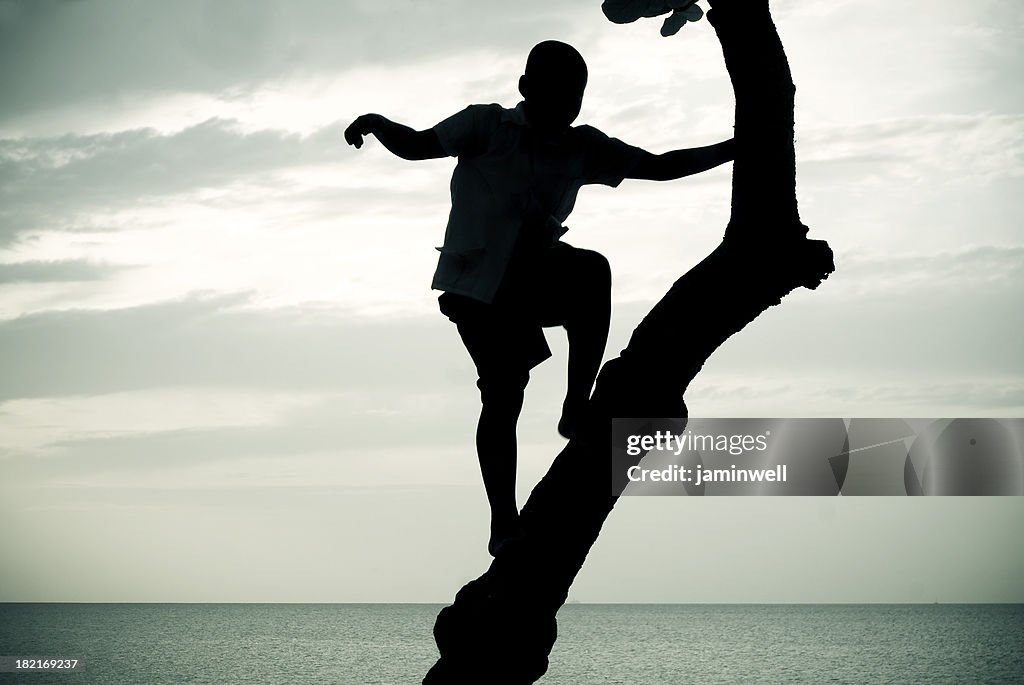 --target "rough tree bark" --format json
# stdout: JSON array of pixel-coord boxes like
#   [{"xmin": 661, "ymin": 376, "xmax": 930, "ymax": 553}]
[{"xmin": 424, "ymin": 2, "xmax": 835, "ymax": 682}]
